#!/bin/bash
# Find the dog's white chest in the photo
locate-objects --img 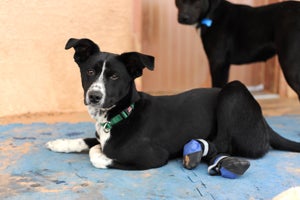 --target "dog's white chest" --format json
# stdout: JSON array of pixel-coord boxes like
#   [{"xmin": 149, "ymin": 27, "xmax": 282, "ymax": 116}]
[
  {"xmin": 95, "ymin": 113, "xmax": 111, "ymax": 149},
  {"xmin": 87, "ymin": 105, "xmax": 111, "ymax": 149}
]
